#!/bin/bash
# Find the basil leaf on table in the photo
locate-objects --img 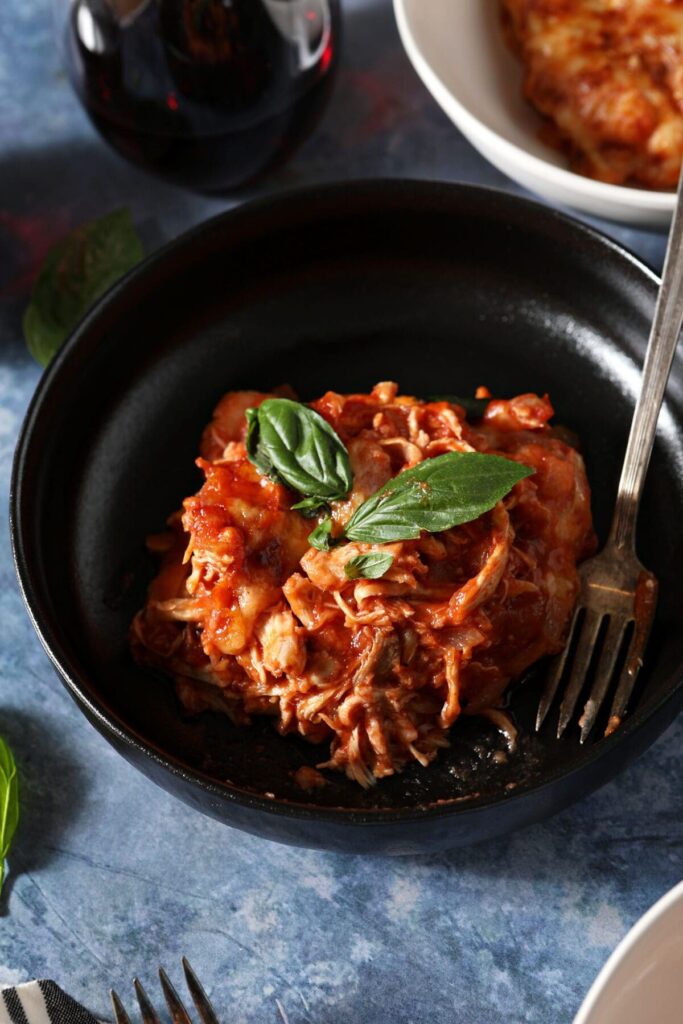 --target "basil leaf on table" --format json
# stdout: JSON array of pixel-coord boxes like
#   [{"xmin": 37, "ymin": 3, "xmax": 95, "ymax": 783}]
[
  {"xmin": 23, "ymin": 208, "xmax": 144, "ymax": 367},
  {"xmin": 0, "ymin": 737, "xmax": 19, "ymax": 895},
  {"xmin": 429, "ymin": 395, "xmax": 492, "ymax": 418},
  {"xmin": 343, "ymin": 451, "xmax": 533, "ymax": 544},
  {"xmin": 344, "ymin": 552, "xmax": 394, "ymax": 580},
  {"xmin": 246, "ymin": 398, "xmax": 352, "ymax": 501}
]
